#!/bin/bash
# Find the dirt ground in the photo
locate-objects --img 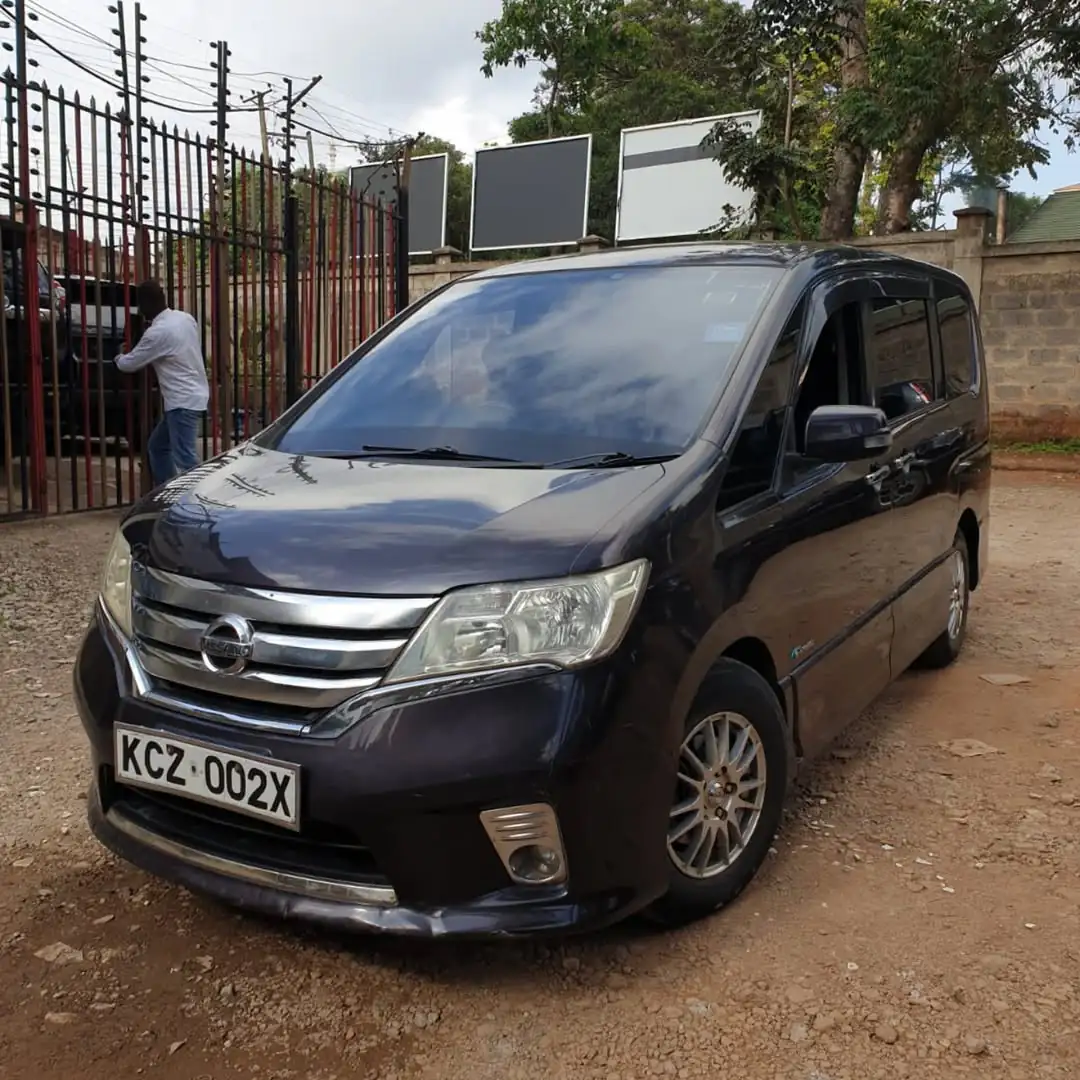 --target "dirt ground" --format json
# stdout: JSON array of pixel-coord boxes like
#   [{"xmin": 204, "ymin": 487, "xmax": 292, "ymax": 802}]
[{"xmin": 0, "ymin": 469, "xmax": 1078, "ymax": 1080}]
